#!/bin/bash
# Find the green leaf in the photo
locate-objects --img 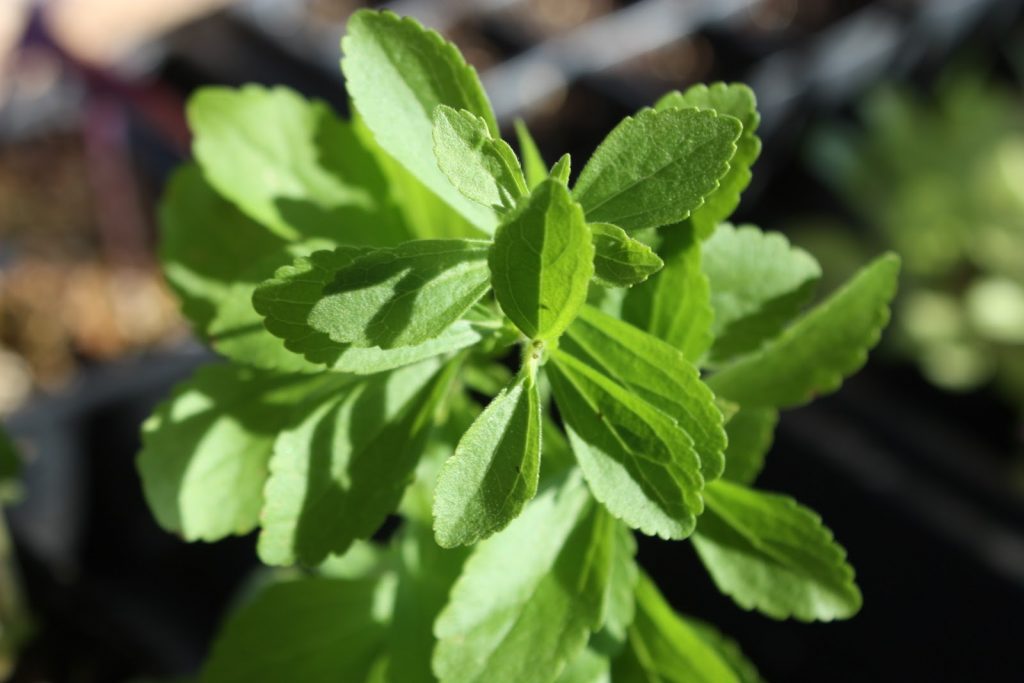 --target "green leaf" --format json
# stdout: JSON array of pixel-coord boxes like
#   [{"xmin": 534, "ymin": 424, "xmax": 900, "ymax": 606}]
[
  {"xmin": 201, "ymin": 577, "xmax": 390, "ymax": 683},
  {"xmin": 708, "ymin": 253, "xmax": 901, "ymax": 408},
  {"xmin": 623, "ymin": 224, "xmax": 713, "ymax": 361},
  {"xmin": 548, "ymin": 351, "xmax": 703, "ymax": 539},
  {"xmin": 257, "ymin": 359, "xmax": 457, "ymax": 566},
  {"xmin": 573, "ymin": 108, "xmax": 740, "ymax": 232},
  {"xmin": 434, "ymin": 472, "xmax": 614, "ymax": 683},
  {"xmin": 253, "ymin": 247, "xmax": 483, "ymax": 372},
  {"xmin": 433, "ymin": 368, "xmax": 541, "ymax": 547},
  {"xmin": 515, "ymin": 119, "xmax": 548, "ymax": 189},
  {"xmin": 596, "ymin": 520, "xmax": 639, "ymax": 648},
  {"xmin": 656, "ymin": 83, "xmax": 761, "ymax": 238},
  {"xmin": 702, "ymin": 223, "xmax": 821, "ymax": 364},
  {"xmin": 686, "ymin": 618, "xmax": 766, "ymax": 683},
  {"xmin": 138, "ymin": 366, "xmax": 342, "ymax": 542},
  {"xmin": 590, "ymin": 223, "xmax": 664, "ymax": 288},
  {"xmin": 0, "ymin": 427, "xmax": 18, "ymax": 487},
  {"xmin": 612, "ymin": 573, "xmax": 743, "ymax": 683},
  {"xmin": 342, "ymin": 9, "xmax": 498, "ymax": 232},
  {"xmin": 307, "ymin": 239, "xmax": 491, "ymax": 349},
  {"xmin": 387, "ymin": 521, "xmax": 470, "ymax": 683},
  {"xmin": 550, "ymin": 154, "xmax": 572, "ymax": 185},
  {"xmin": 433, "ymin": 105, "xmax": 528, "ymax": 211},
  {"xmin": 562, "ymin": 305, "xmax": 726, "ymax": 480},
  {"xmin": 188, "ymin": 84, "xmax": 407, "ymax": 244},
  {"xmin": 556, "ymin": 649, "xmax": 611, "ymax": 683},
  {"xmin": 489, "ymin": 180, "xmax": 594, "ymax": 341},
  {"xmin": 693, "ymin": 479, "xmax": 862, "ymax": 622},
  {"xmin": 722, "ymin": 408, "xmax": 778, "ymax": 485}
]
